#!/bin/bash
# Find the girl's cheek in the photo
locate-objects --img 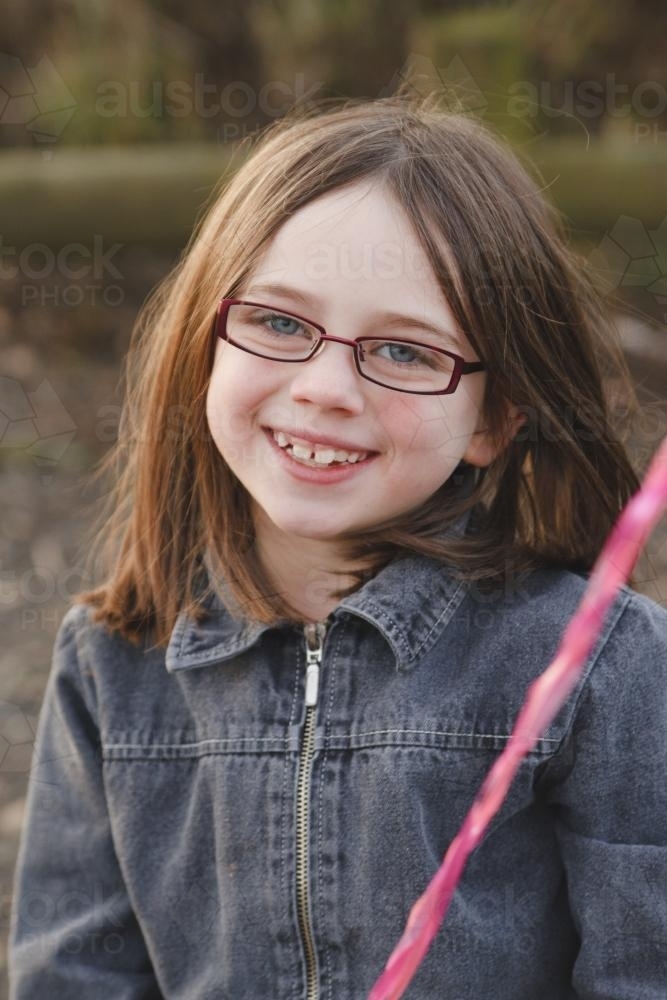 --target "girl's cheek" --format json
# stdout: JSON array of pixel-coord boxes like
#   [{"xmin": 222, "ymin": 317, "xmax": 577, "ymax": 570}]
[
  {"xmin": 371, "ymin": 395, "xmax": 423, "ymax": 445},
  {"xmin": 208, "ymin": 370, "xmax": 286, "ymax": 445},
  {"xmin": 206, "ymin": 379, "xmax": 251, "ymax": 443},
  {"xmin": 402, "ymin": 407, "xmax": 466, "ymax": 453}
]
